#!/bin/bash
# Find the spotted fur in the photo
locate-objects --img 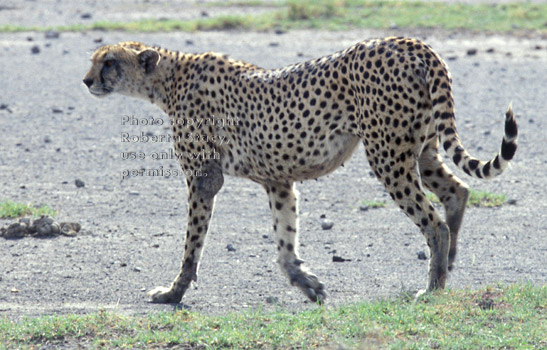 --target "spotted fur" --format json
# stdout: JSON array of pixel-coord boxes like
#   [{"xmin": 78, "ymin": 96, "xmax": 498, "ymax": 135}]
[{"xmin": 83, "ymin": 37, "xmax": 518, "ymax": 303}]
